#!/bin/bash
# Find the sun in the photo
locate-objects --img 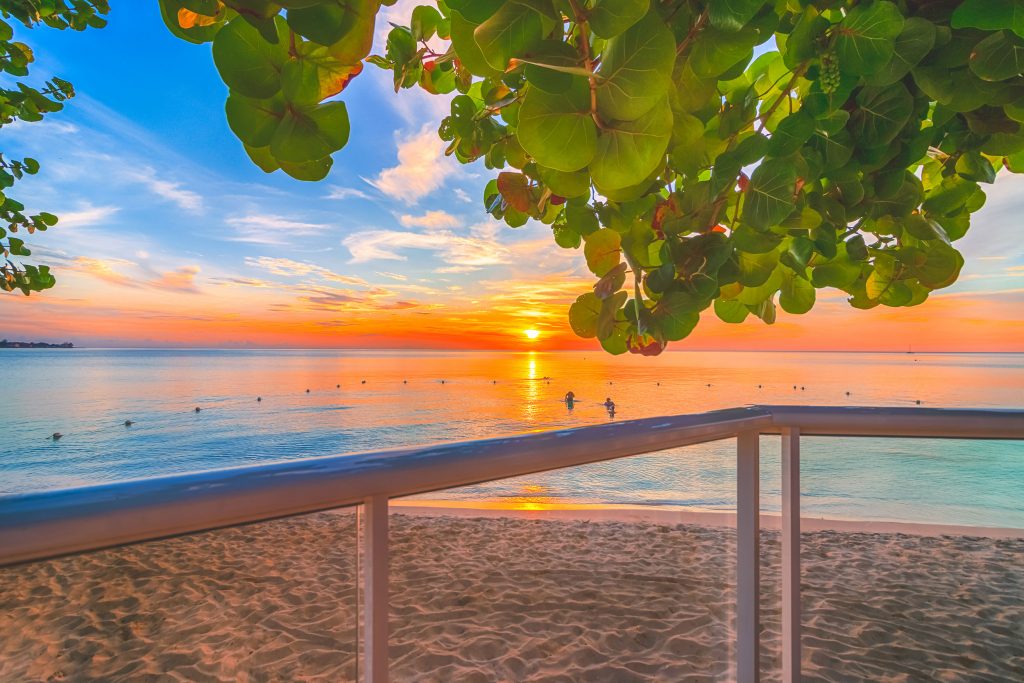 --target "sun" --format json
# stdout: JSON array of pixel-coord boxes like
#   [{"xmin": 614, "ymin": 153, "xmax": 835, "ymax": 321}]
[{"xmin": 523, "ymin": 329, "xmax": 540, "ymax": 340}]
